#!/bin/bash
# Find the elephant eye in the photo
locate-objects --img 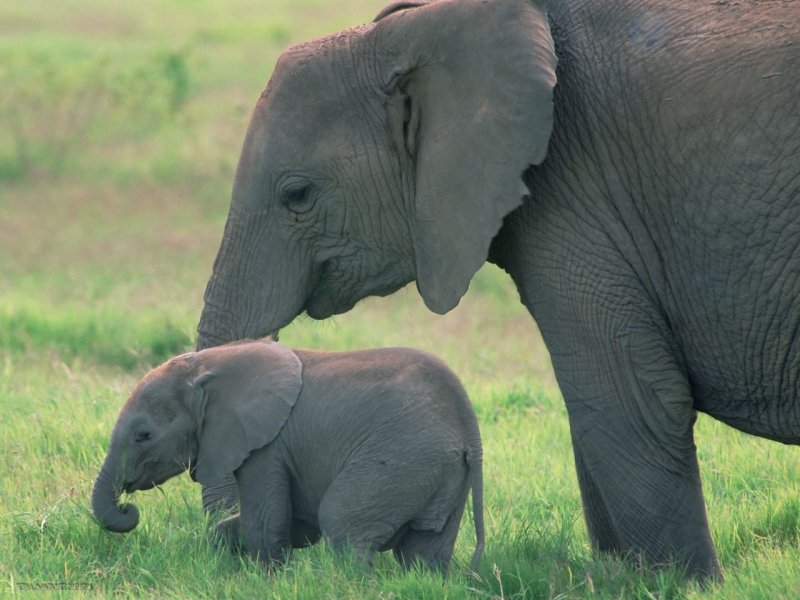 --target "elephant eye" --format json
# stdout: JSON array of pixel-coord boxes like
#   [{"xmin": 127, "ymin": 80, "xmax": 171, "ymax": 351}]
[
  {"xmin": 134, "ymin": 430, "xmax": 152, "ymax": 444},
  {"xmin": 280, "ymin": 183, "xmax": 315, "ymax": 214}
]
